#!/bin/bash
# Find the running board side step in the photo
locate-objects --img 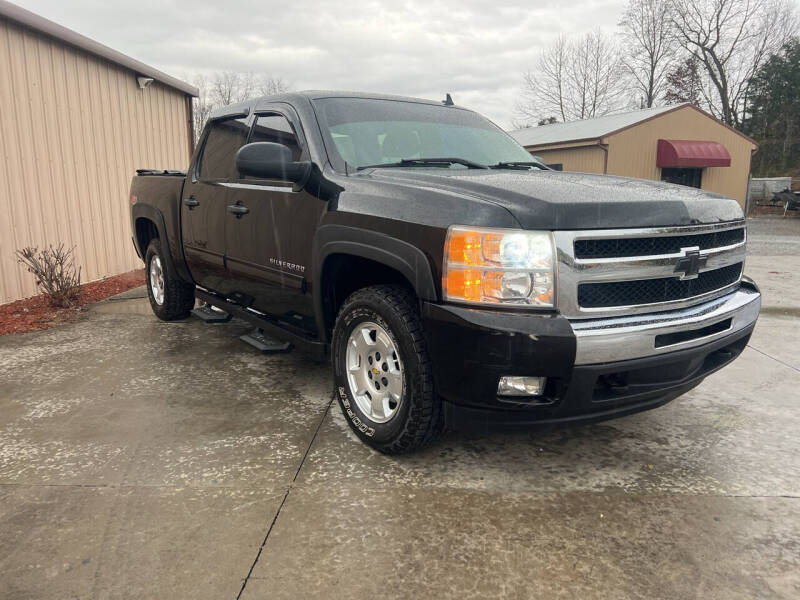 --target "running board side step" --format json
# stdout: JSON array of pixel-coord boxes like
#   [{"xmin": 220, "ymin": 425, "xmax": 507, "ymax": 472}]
[
  {"xmin": 195, "ymin": 288, "xmax": 327, "ymax": 361},
  {"xmin": 240, "ymin": 328, "xmax": 291, "ymax": 353},
  {"xmin": 191, "ymin": 303, "xmax": 233, "ymax": 323}
]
